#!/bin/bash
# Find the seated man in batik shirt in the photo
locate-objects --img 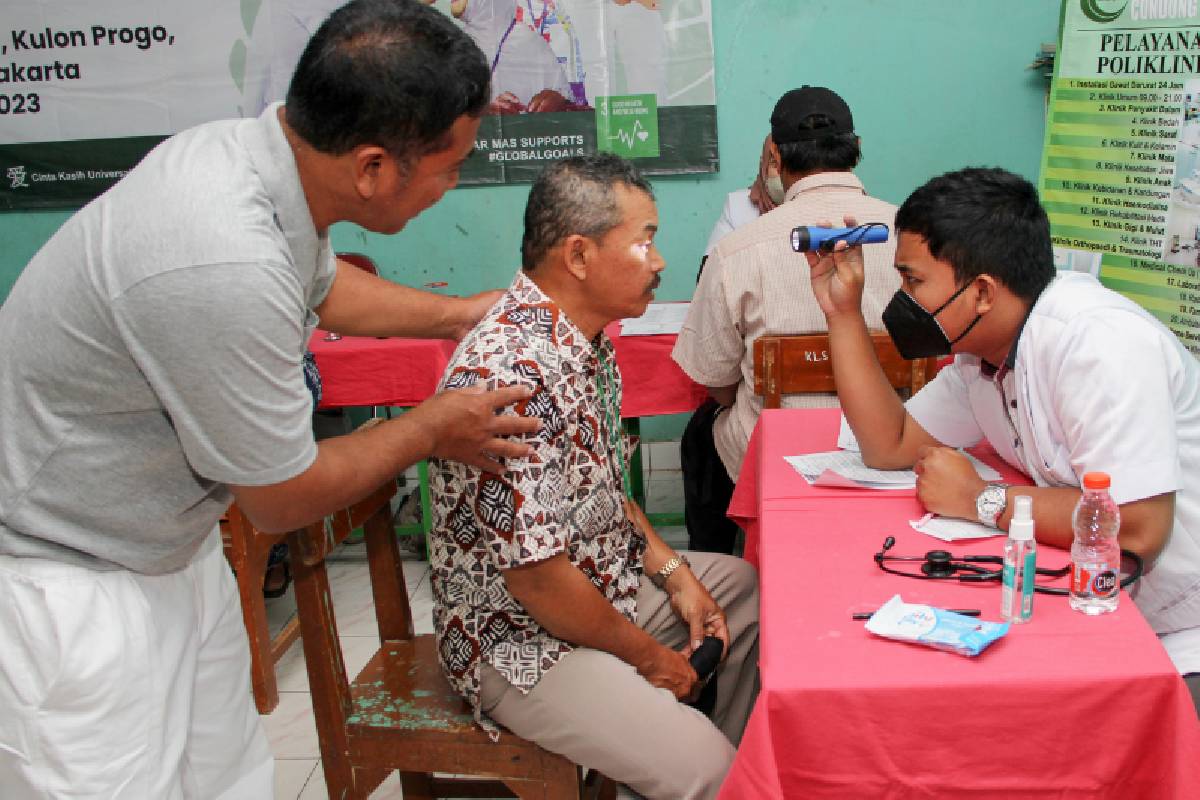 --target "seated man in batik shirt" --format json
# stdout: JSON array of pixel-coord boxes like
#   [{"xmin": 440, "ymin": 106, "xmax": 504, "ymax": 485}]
[{"xmin": 429, "ymin": 153, "xmax": 759, "ymax": 800}]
